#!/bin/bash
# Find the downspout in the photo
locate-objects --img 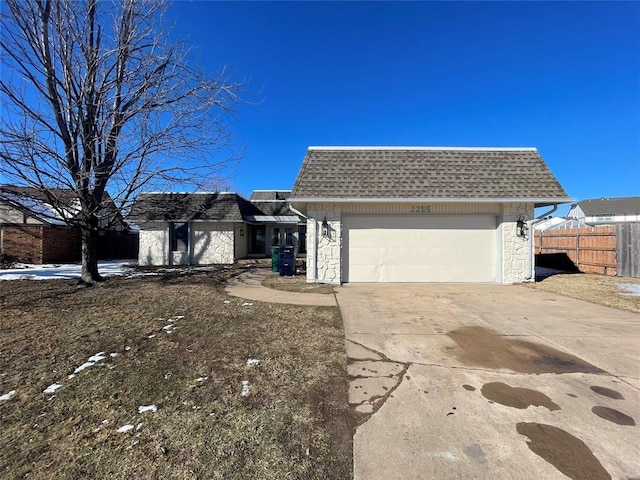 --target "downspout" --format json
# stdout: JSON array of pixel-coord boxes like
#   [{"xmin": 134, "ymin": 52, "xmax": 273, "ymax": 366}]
[
  {"xmin": 525, "ymin": 204, "xmax": 558, "ymax": 281},
  {"xmin": 289, "ymin": 204, "xmax": 317, "ymax": 283}
]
